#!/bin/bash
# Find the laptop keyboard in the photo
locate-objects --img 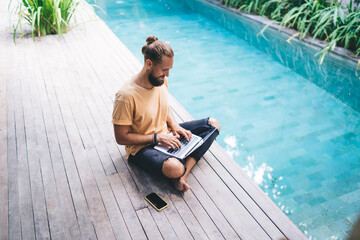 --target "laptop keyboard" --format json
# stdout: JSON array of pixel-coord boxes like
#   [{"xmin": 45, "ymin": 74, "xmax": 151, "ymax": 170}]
[{"xmin": 167, "ymin": 135, "xmax": 190, "ymax": 154}]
